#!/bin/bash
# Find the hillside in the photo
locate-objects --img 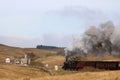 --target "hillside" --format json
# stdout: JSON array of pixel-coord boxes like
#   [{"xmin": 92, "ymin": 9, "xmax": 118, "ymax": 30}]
[
  {"xmin": 0, "ymin": 44, "xmax": 23, "ymax": 62},
  {"xmin": 0, "ymin": 44, "xmax": 64, "ymax": 63},
  {"xmin": 1, "ymin": 44, "xmax": 120, "ymax": 80},
  {"xmin": 0, "ymin": 44, "xmax": 66, "ymax": 80}
]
